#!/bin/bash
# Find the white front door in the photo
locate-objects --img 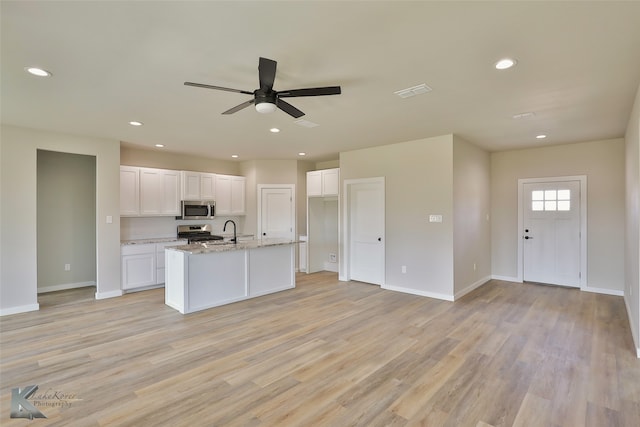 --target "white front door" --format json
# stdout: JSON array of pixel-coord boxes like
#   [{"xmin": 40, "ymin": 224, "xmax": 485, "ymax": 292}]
[
  {"xmin": 523, "ymin": 180, "xmax": 582, "ymax": 287},
  {"xmin": 346, "ymin": 178, "xmax": 385, "ymax": 285},
  {"xmin": 258, "ymin": 185, "xmax": 295, "ymax": 240}
]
